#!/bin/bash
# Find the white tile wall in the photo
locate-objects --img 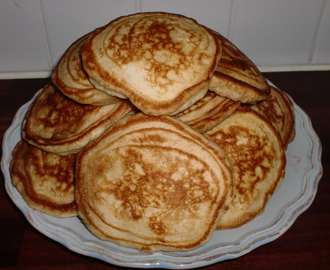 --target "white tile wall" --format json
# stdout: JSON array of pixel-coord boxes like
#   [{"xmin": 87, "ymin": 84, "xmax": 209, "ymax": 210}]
[
  {"xmin": 40, "ymin": 0, "xmax": 137, "ymax": 69},
  {"xmin": 140, "ymin": 0, "xmax": 232, "ymax": 37},
  {"xmin": 0, "ymin": 0, "xmax": 329, "ymax": 79},
  {"xmin": 0, "ymin": 0, "xmax": 51, "ymax": 73},
  {"xmin": 231, "ymin": 0, "xmax": 325, "ymax": 66}
]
